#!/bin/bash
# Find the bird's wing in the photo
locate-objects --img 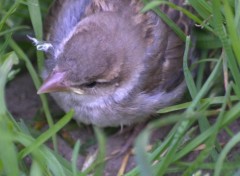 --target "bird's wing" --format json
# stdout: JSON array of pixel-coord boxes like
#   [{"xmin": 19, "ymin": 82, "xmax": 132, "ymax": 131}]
[{"xmin": 140, "ymin": 0, "xmax": 194, "ymax": 94}]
